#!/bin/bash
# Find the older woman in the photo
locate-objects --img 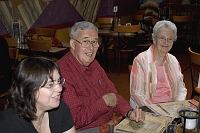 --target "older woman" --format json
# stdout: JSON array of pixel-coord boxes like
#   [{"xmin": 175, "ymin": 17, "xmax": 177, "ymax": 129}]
[
  {"xmin": 0, "ymin": 57, "xmax": 76, "ymax": 133},
  {"xmin": 130, "ymin": 20, "xmax": 187, "ymax": 108}
]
